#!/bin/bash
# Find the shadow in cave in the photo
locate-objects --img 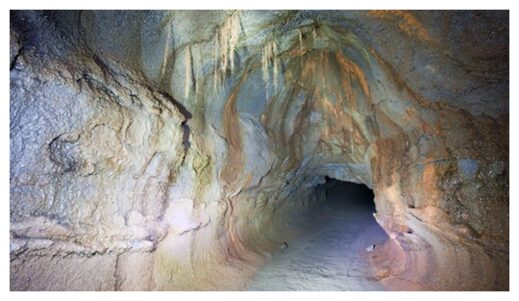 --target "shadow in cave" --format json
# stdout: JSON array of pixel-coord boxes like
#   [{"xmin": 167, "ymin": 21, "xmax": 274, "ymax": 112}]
[
  {"xmin": 322, "ymin": 176, "xmax": 376, "ymax": 211},
  {"xmin": 248, "ymin": 177, "xmax": 389, "ymax": 291}
]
